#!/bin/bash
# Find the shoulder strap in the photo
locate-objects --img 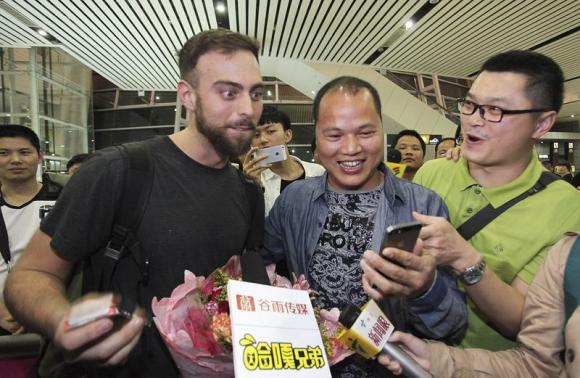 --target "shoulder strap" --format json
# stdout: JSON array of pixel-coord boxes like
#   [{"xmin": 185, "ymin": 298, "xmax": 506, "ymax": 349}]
[
  {"xmin": 0, "ymin": 209, "xmax": 10, "ymax": 268},
  {"xmin": 41, "ymin": 173, "xmax": 68, "ymax": 200},
  {"xmin": 99, "ymin": 142, "xmax": 154, "ymax": 291},
  {"xmin": 564, "ymin": 236, "xmax": 580, "ymax": 325},
  {"xmin": 457, "ymin": 172, "xmax": 560, "ymax": 240},
  {"xmin": 237, "ymin": 169, "xmax": 264, "ymax": 252}
]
